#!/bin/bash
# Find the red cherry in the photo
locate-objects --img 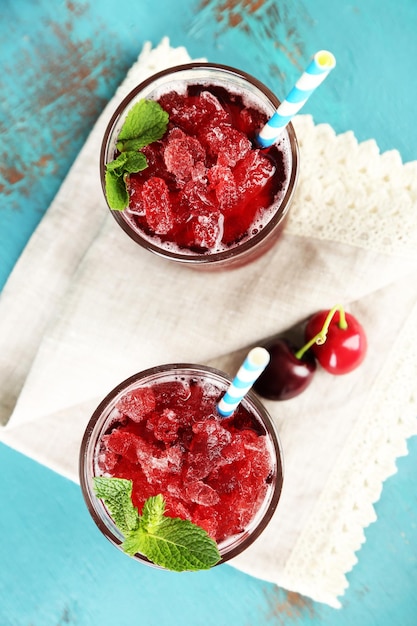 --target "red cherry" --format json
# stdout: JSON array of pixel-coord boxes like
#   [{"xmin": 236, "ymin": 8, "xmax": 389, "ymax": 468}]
[
  {"xmin": 254, "ymin": 338, "xmax": 316, "ymax": 400},
  {"xmin": 305, "ymin": 309, "xmax": 367, "ymax": 375}
]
